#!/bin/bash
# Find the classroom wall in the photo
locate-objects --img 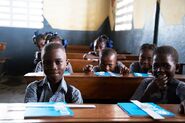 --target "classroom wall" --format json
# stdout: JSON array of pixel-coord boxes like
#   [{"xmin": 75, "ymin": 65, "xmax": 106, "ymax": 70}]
[
  {"xmin": 0, "ymin": 0, "xmax": 112, "ymax": 75},
  {"xmin": 0, "ymin": 0, "xmax": 184, "ymax": 75},
  {"xmin": 113, "ymin": 0, "xmax": 185, "ymax": 65},
  {"xmin": 112, "ymin": 0, "xmax": 156, "ymax": 54},
  {"xmin": 44, "ymin": 0, "xmax": 109, "ymax": 31},
  {"xmin": 0, "ymin": 17, "xmax": 111, "ymax": 75}
]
